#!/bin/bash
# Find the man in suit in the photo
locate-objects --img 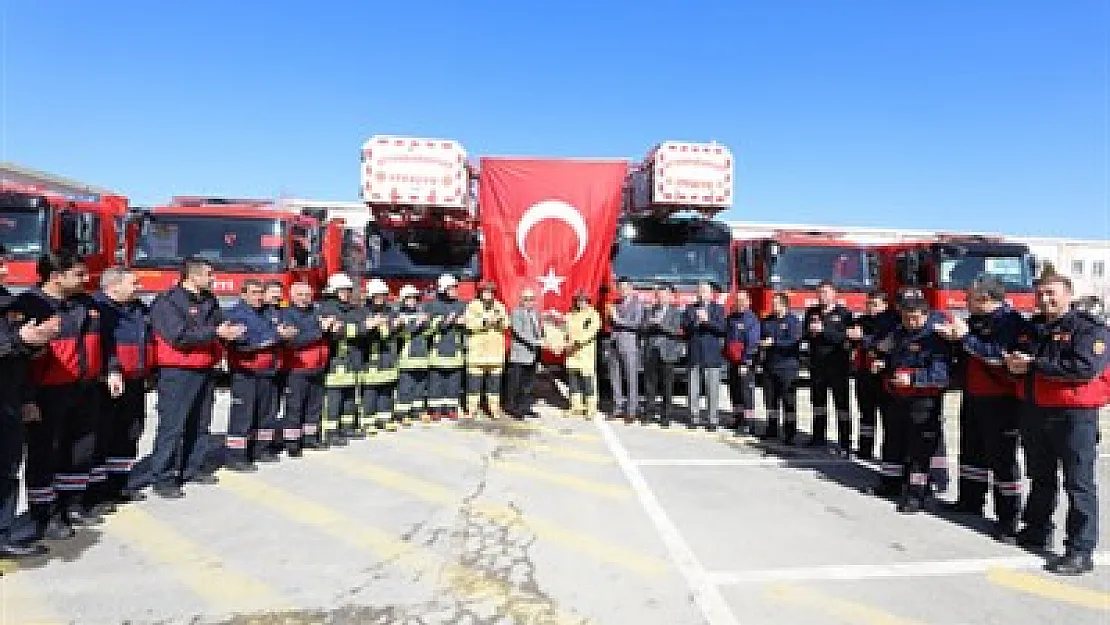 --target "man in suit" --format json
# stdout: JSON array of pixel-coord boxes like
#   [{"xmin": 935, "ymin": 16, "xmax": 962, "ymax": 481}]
[
  {"xmin": 506, "ymin": 288, "xmax": 543, "ymax": 419},
  {"xmin": 606, "ymin": 278, "xmax": 644, "ymax": 421},
  {"xmin": 683, "ymin": 281, "xmax": 728, "ymax": 431},
  {"xmin": 641, "ymin": 284, "xmax": 683, "ymax": 426}
]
